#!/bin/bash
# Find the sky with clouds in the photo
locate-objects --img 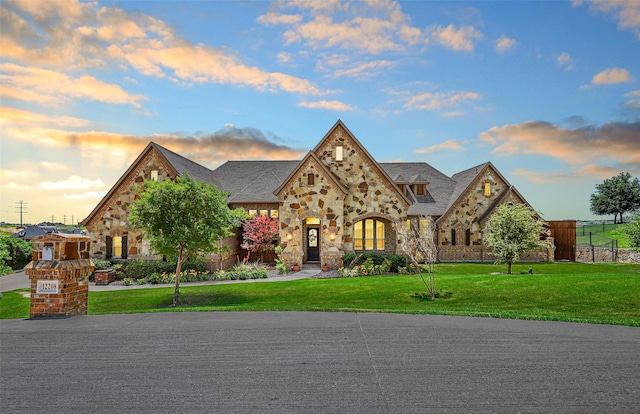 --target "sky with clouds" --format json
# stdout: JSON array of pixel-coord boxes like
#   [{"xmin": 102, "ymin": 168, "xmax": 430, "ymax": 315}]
[{"xmin": 1, "ymin": 0, "xmax": 639, "ymax": 224}]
